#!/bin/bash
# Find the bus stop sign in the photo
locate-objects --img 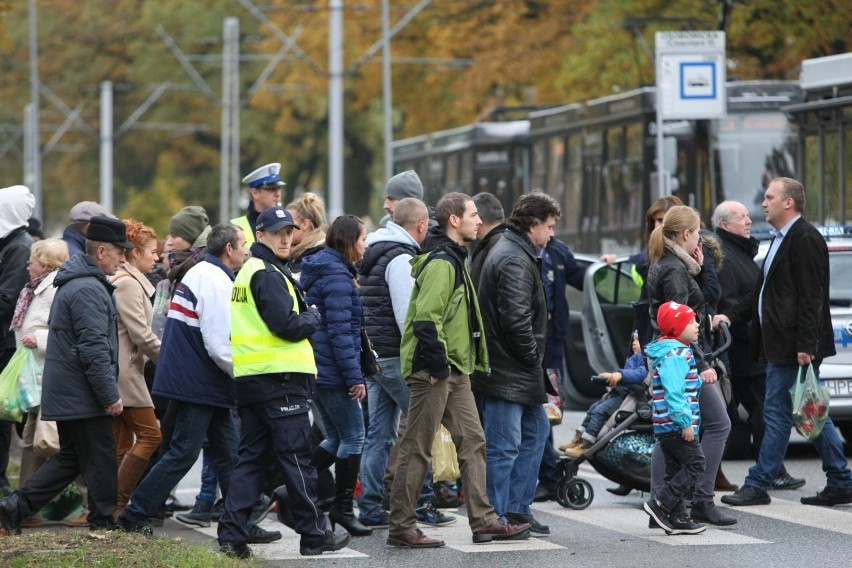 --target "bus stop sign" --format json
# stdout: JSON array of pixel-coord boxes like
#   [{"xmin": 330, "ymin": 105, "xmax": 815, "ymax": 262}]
[{"xmin": 655, "ymin": 31, "xmax": 726, "ymax": 120}]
